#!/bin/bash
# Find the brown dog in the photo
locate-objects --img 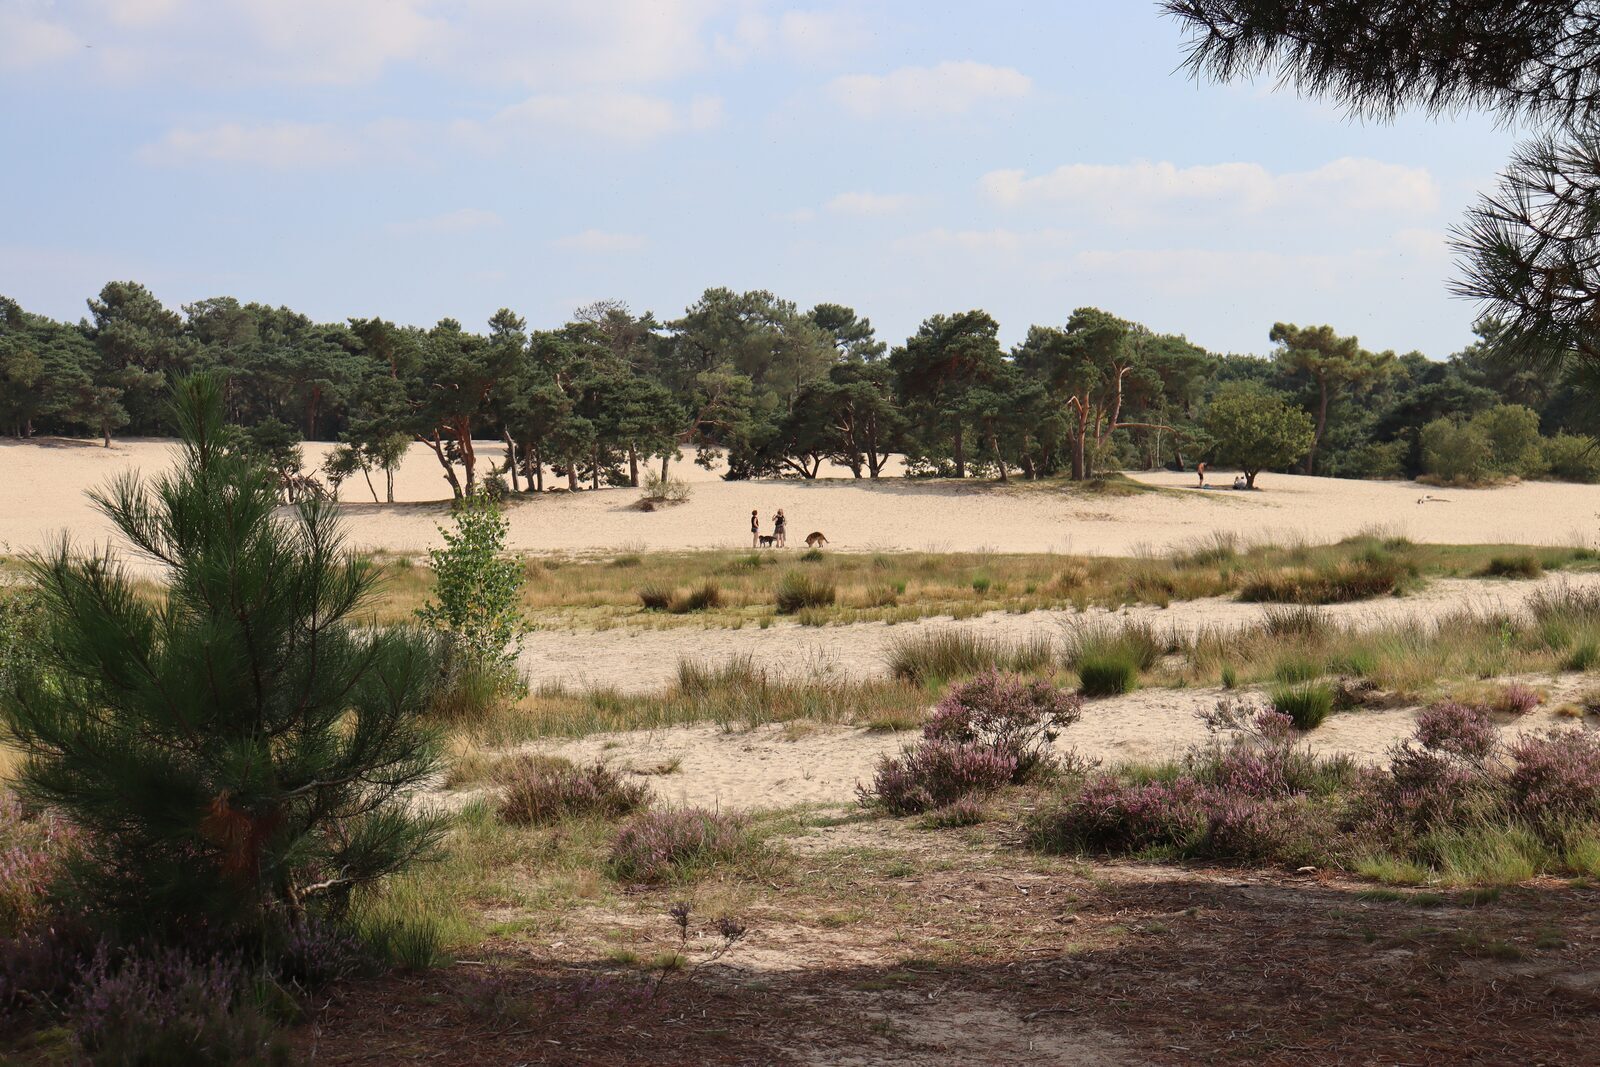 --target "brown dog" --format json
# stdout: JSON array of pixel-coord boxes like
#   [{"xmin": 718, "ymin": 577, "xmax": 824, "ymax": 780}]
[{"xmin": 805, "ymin": 531, "xmax": 828, "ymax": 548}]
